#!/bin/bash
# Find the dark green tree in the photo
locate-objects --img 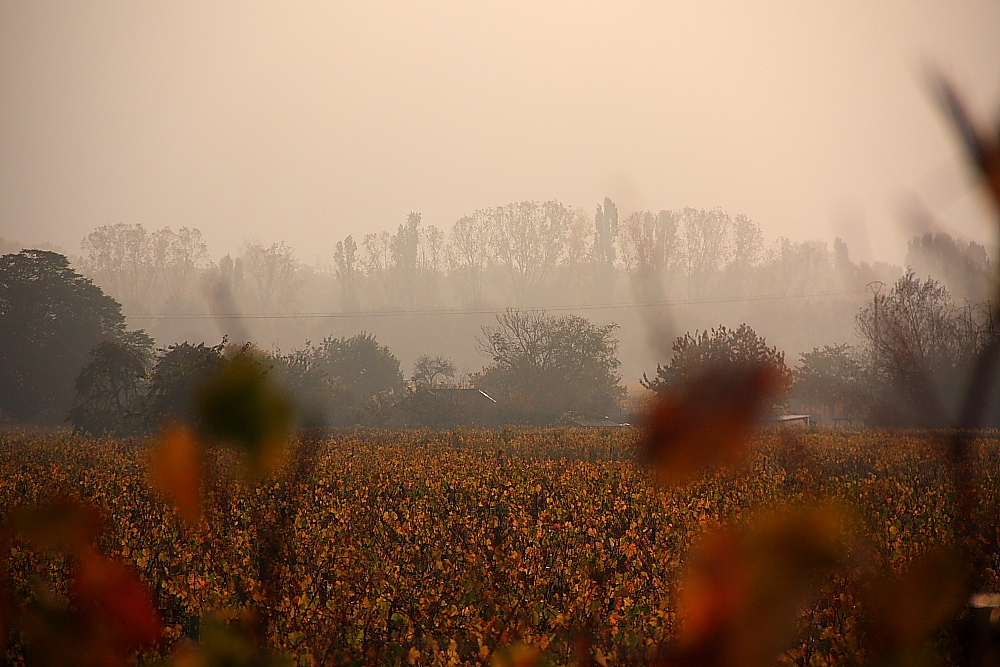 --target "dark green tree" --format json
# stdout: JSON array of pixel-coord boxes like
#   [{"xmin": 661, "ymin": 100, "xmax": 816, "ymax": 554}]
[
  {"xmin": 67, "ymin": 330, "xmax": 155, "ymax": 435},
  {"xmin": 0, "ymin": 250, "xmax": 126, "ymax": 423},
  {"xmin": 267, "ymin": 350, "xmax": 347, "ymax": 427},
  {"xmin": 791, "ymin": 344, "xmax": 868, "ymax": 420},
  {"xmin": 642, "ymin": 323, "xmax": 790, "ymax": 392},
  {"xmin": 142, "ymin": 341, "xmax": 226, "ymax": 429},
  {"xmin": 473, "ymin": 309, "xmax": 624, "ymax": 421},
  {"xmin": 306, "ymin": 332, "xmax": 404, "ymax": 403}
]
